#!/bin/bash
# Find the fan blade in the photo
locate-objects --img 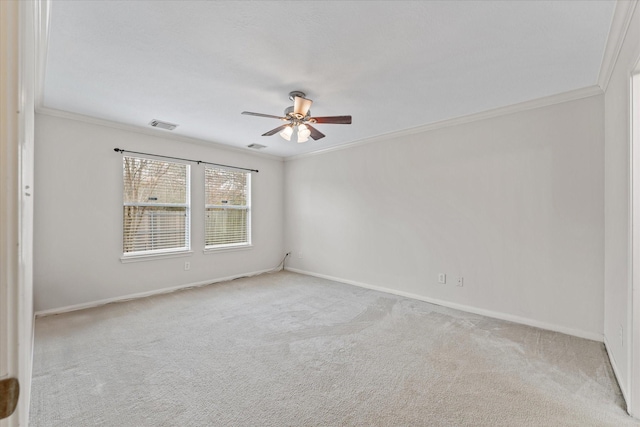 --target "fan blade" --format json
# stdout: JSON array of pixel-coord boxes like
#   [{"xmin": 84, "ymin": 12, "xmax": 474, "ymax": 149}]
[
  {"xmin": 305, "ymin": 124, "xmax": 325, "ymax": 140},
  {"xmin": 311, "ymin": 115, "xmax": 352, "ymax": 124},
  {"xmin": 262, "ymin": 124, "xmax": 290, "ymax": 136},
  {"xmin": 293, "ymin": 97, "xmax": 313, "ymax": 116},
  {"xmin": 242, "ymin": 111, "xmax": 286, "ymax": 120}
]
